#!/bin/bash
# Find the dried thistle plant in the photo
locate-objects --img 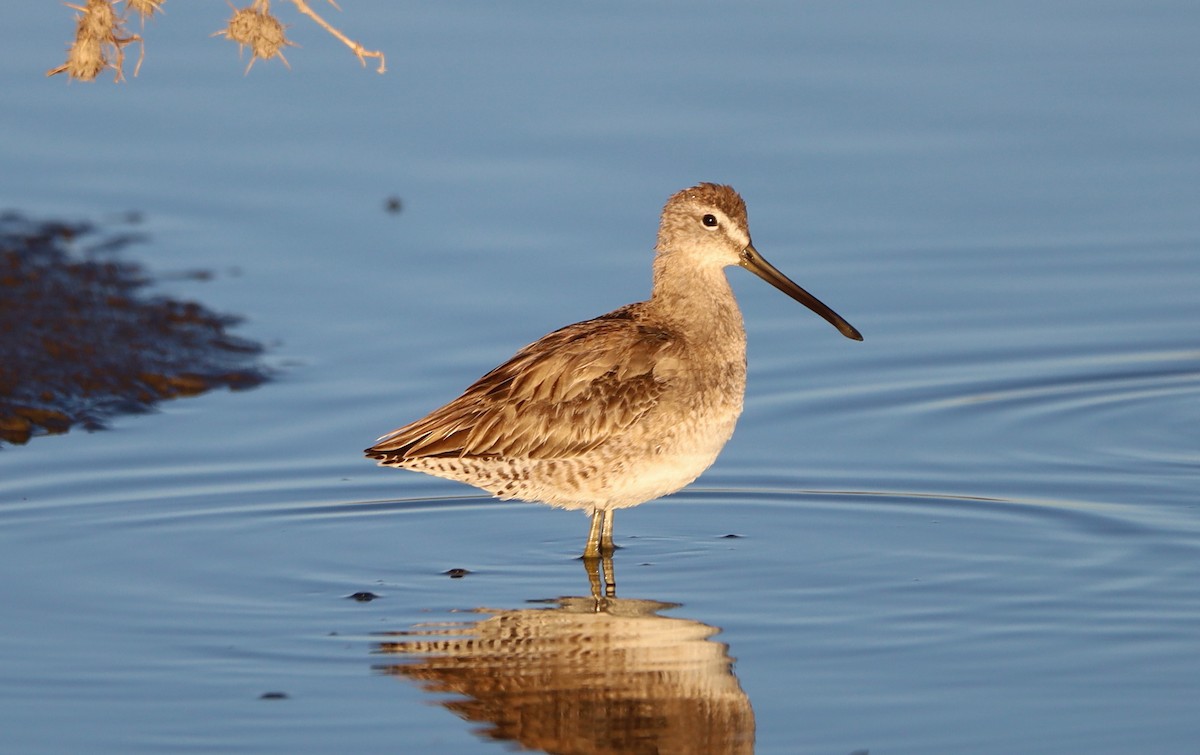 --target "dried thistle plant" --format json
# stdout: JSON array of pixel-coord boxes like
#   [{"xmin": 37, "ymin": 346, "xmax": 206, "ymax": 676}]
[
  {"xmin": 48, "ymin": 0, "xmax": 385, "ymax": 83},
  {"xmin": 46, "ymin": 0, "xmax": 144, "ymax": 82}
]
